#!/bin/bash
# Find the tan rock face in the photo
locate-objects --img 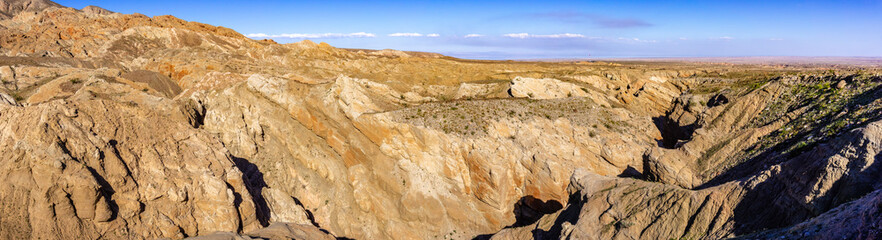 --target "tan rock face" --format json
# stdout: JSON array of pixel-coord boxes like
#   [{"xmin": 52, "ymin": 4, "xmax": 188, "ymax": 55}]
[
  {"xmin": 0, "ymin": 0, "xmax": 61, "ymax": 19},
  {"xmin": 509, "ymin": 77, "xmax": 589, "ymax": 99},
  {"xmin": 190, "ymin": 223, "xmax": 336, "ymax": 240},
  {"xmin": 491, "ymin": 115, "xmax": 882, "ymax": 240},
  {"xmin": 80, "ymin": 5, "xmax": 112, "ymax": 15},
  {"xmin": 1, "ymin": 2, "xmax": 882, "ymax": 240},
  {"xmin": 644, "ymin": 82, "xmax": 787, "ymax": 188},
  {"xmin": 0, "ymin": 80, "xmax": 265, "ymax": 239}
]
